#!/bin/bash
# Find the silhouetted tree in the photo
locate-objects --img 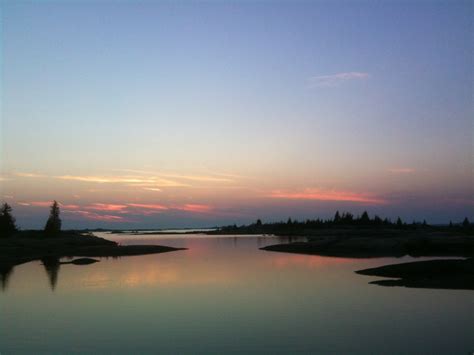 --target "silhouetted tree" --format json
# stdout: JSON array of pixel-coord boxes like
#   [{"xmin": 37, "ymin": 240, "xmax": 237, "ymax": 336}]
[
  {"xmin": 342, "ymin": 212, "xmax": 353, "ymax": 223},
  {"xmin": 422, "ymin": 220, "xmax": 428, "ymax": 227},
  {"xmin": 449, "ymin": 221, "xmax": 453, "ymax": 228},
  {"xmin": 334, "ymin": 211, "xmax": 341, "ymax": 223},
  {"xmin": 374, "ymin": 215, "xmax": 383, "ymax": 225},
  {"xmin": 44, "ymin": 201, "xmax": 61, "ymax": 236},
  {"xmin": 0, "ymin": 203, "xmax": 17, "ymax": 236},
  {"xmin": 256, "ymin": 219, "xmax": 262, "ymax": 227},
  {"xmin": 360, "ymin": 211, "xmax": 370, "ymax": 224},
  {"xmin": 396, "ymin": 217, "xmax": 403, "ymax": 227},
  {"xmin": 462, "ymin": 217, "xmax": 470, "ymax": 228}
]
